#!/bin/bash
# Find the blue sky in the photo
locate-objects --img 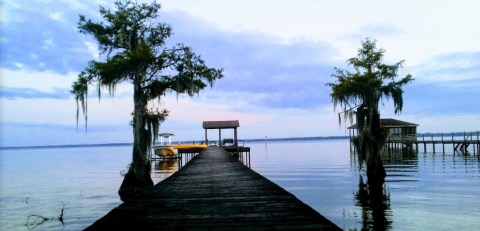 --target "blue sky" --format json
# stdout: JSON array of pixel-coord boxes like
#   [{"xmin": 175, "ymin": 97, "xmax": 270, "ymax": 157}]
[{"xmin": 1, "ymin": 0, "xmax": 479, "ymax": 147}]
